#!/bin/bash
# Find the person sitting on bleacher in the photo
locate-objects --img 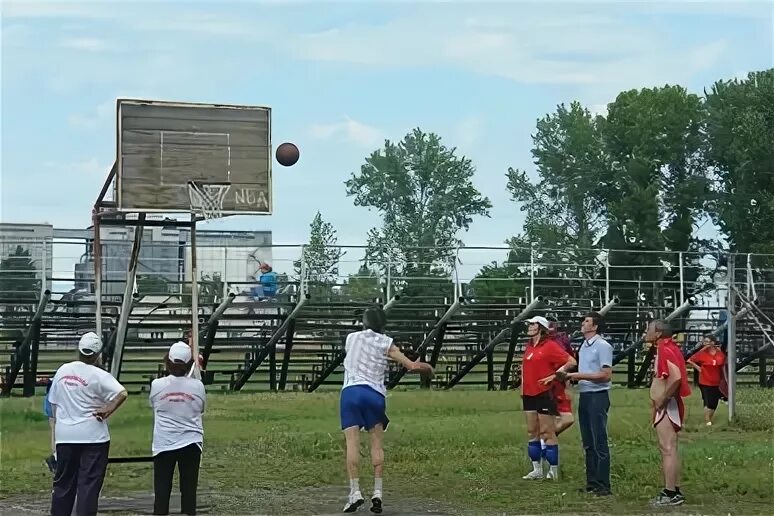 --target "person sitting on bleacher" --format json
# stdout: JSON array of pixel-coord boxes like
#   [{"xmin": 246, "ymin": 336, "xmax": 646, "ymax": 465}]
[{"xmin": 252, "ymin": 263, "xmax": 278, "ymax": 301}]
